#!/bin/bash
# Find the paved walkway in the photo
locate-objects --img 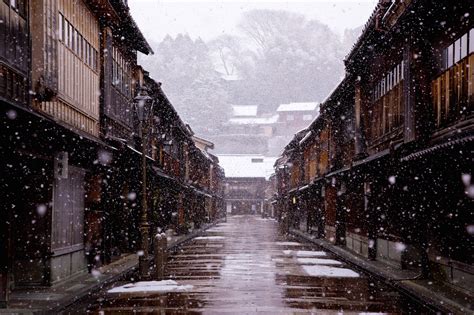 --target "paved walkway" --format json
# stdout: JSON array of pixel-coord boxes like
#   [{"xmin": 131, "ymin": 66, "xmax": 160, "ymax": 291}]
[
  {"xmin": 2, "ymin": 225, "xmax": 216, "ymax": 314},
  {"xmin": 68, "ymin": 215, "xmax": 435, "ymax": 314},
  {"xmin": 292, "ymin": 229, "xmax": 474, "ymax": 314}
]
